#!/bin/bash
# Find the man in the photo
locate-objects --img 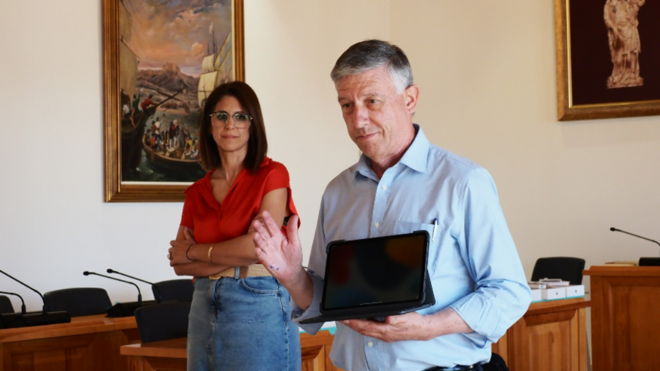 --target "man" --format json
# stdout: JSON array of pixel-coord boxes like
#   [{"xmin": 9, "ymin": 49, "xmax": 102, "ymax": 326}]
[
  {"xmin": 141, "ymin": 93, "xmax": 156, "ymax": 111},
  {"xmin": 132, "ymin": 88, "xmax": 143, "ymax": 115},
  {"xmin": 252, "ymin": 39, "xmax": 531, "ymax": 371}
]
